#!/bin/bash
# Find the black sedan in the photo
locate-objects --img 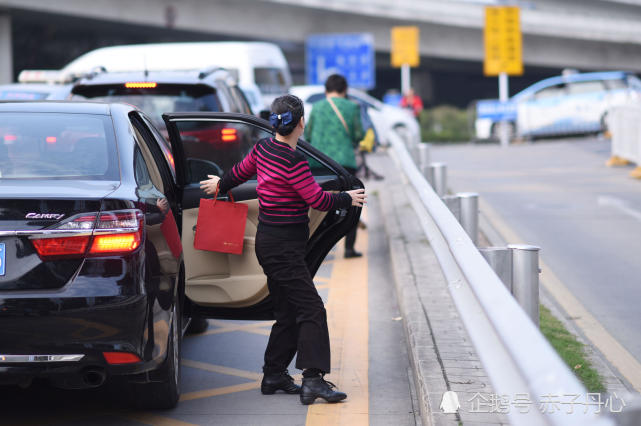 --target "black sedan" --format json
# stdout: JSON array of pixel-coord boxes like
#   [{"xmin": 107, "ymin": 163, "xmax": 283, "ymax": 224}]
[{"xmin": 0, "ymin": 101, "xmax": 362, "ymax": 408}]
